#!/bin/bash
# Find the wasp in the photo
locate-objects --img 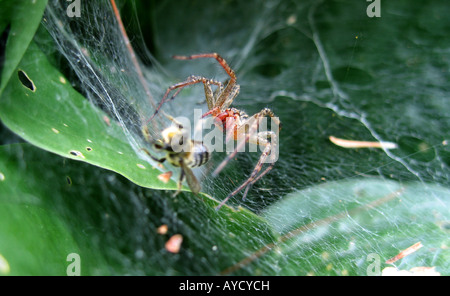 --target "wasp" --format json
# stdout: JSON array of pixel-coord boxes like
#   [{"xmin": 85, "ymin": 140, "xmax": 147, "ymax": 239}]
[{"xmin": 142, "ymin": 115, "xmax": 210, "ymax": 195}]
